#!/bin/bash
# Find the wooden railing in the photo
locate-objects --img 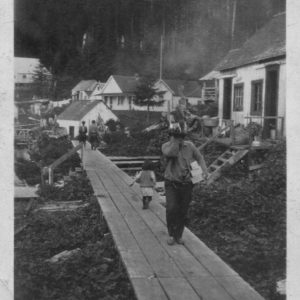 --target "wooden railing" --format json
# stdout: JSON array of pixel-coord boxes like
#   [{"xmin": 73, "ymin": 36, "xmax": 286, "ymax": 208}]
[
  {"xmin": 45, "ymin": 143, "xmax": 83, "ymax": 185},
  {"xmin": 198, "ymin": 120, "xmax": 234, "ymax": 150},
  {"xmin": 244, "ymin": 116, "xmax": 285, "ymax": 139}
]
